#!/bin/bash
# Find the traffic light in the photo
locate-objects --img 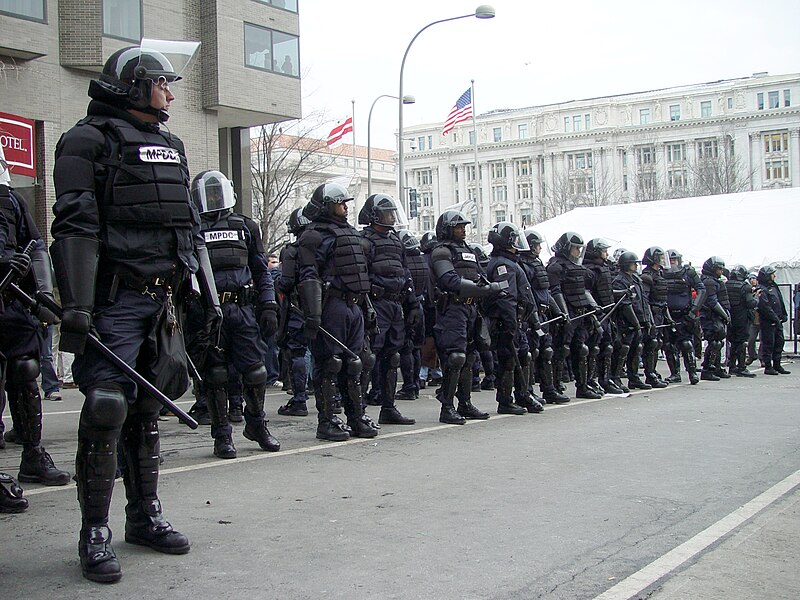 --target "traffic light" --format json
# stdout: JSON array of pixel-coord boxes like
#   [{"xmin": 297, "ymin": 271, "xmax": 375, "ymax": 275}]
[{"xmin": 408, "ymin": 188, "xmax": 418, "ymax": 218}]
